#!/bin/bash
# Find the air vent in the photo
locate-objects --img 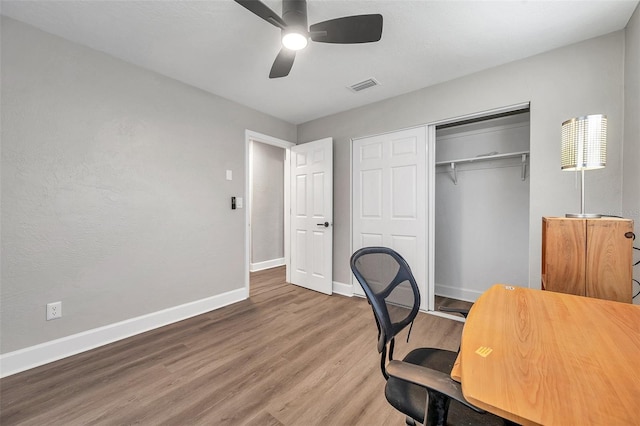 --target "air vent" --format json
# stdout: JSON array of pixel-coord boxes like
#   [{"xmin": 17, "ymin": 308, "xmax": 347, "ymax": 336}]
[{"xmin": 348, "ymin": 78, "xmax": 380, "ymax": 92}]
